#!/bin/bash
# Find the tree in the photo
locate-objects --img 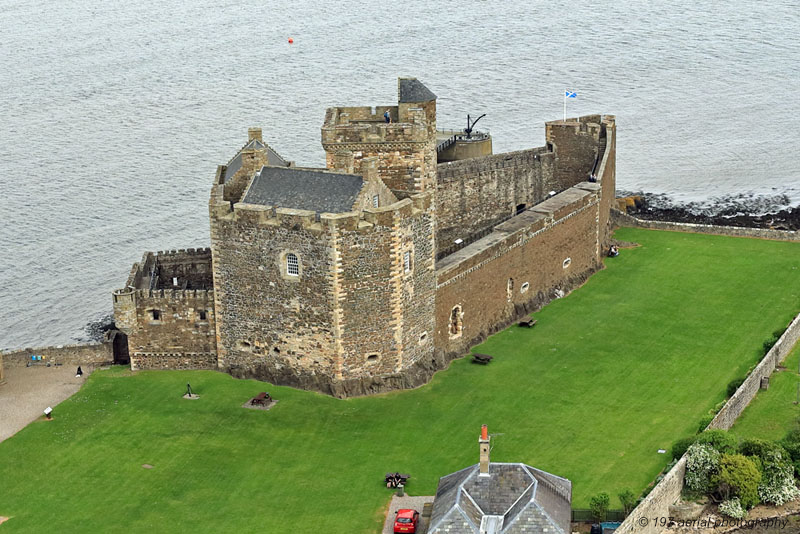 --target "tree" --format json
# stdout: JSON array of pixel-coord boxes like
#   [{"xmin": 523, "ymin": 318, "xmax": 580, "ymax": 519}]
[
  {"xmin": 618, "ymin": 489, "xmax": 637, "ymax": 516},
  {"xmin": 758, "ymin": 451, "xmax": 800, "ymax": 506},
  {"xmin": 712, "ymin": 454, "xmax": 761, "ymax": 509},
  {"xmin": 589, "ymin": 492, "xmax": 610, "ymax": 522}
]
